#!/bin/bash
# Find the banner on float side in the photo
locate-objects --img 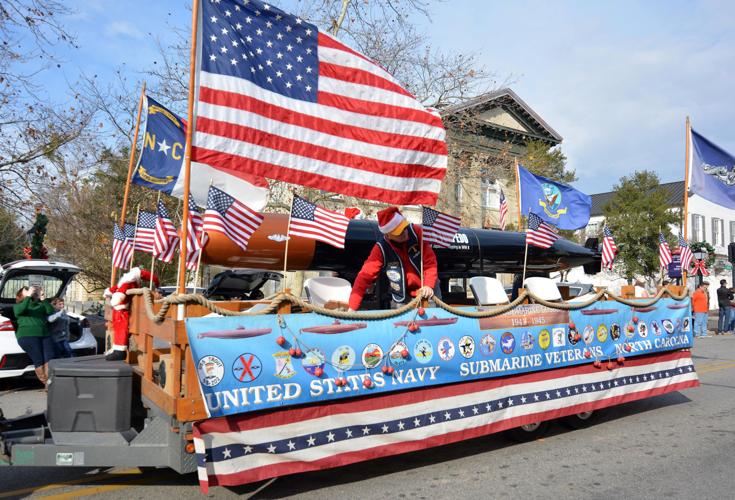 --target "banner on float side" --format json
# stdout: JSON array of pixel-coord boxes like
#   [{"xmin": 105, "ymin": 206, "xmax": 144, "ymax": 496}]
[
  {"xmin": 689, "ymin": 128, "xmax": 735, "ymax": 210},
  {"xmin": 185, "ymin": 298, "xmax": 692, "ymax": 418}
]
